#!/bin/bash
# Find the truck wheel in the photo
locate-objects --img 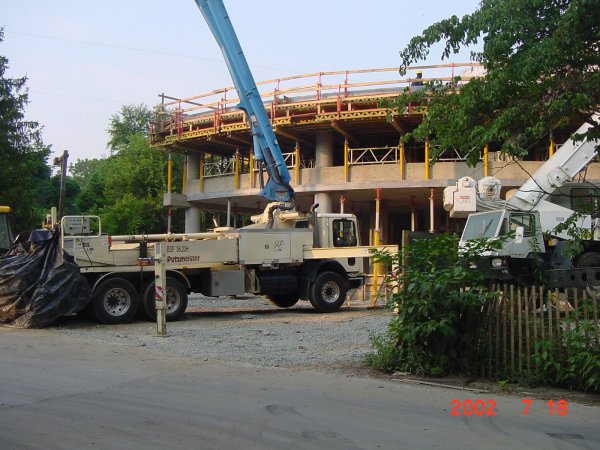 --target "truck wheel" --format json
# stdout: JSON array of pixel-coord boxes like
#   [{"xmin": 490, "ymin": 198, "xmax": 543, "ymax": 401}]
[
  {"xmin": 268, "ymin": 294, "xmax": 300, "ymax": 308},
  {"xmin": 140, "ymin": 277, "xmax": 188, "ymax": 321},
  {"xmin": 309, "ymin": 271, "xmax": 347, "ymax": 313},
  {"xmin": 576, "ymin": 252, "xmax": 600, "ymax": 268},
  {"xmin": 576, "ymin": 252, "xmax": 600, "ymax": 300},
  {"xmin": 90, "ymin": 278, "xmax": 139, "ymax": 325}
]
